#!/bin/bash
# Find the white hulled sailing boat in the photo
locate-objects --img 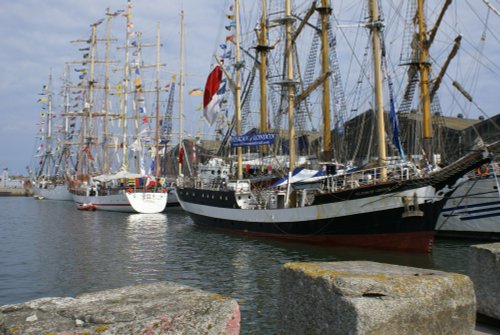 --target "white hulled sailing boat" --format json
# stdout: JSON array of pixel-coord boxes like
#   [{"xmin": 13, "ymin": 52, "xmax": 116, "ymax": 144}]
[
  {"xmin": 176, "ymin": 0, "xmax": 499, "ymax": 252},
  {"xmin": 68, "ymin": 2, "xmax": 167, "ymax": 213}
]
